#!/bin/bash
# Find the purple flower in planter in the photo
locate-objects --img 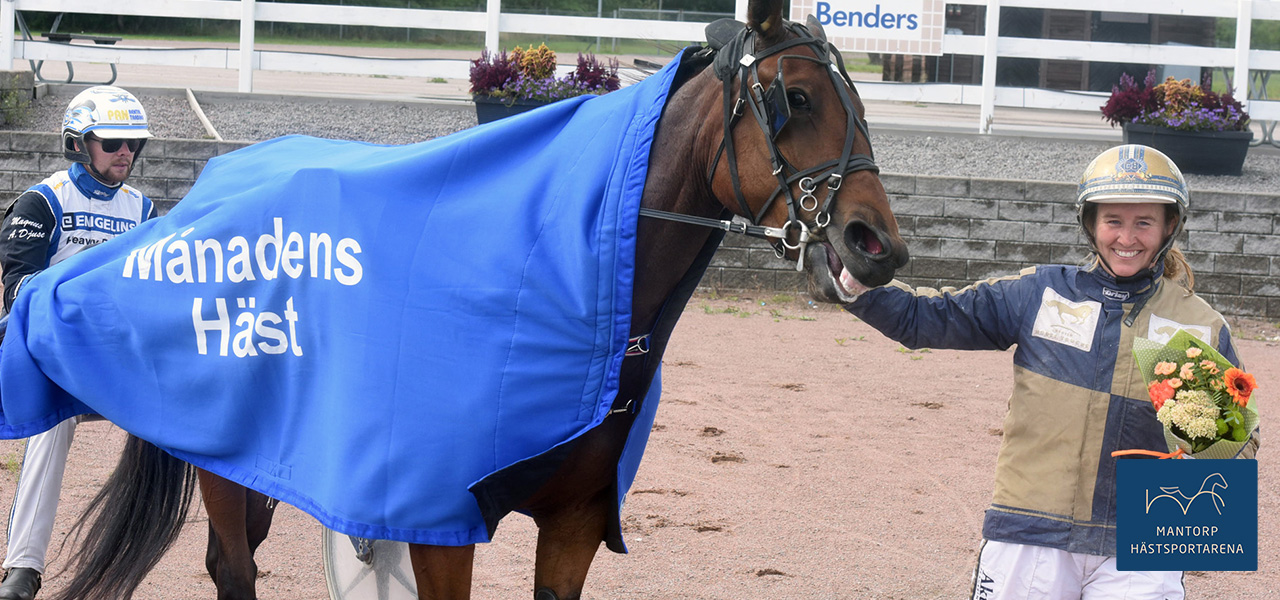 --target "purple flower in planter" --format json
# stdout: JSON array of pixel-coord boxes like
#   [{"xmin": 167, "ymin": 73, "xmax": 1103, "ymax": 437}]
[
  {"xmin": 470, "ymin": 45, "xmax": 622, "ymax": 105},
  {"xmin": 1103, "ymin": 70, "xmax": 1249, "ymax": 132}
]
